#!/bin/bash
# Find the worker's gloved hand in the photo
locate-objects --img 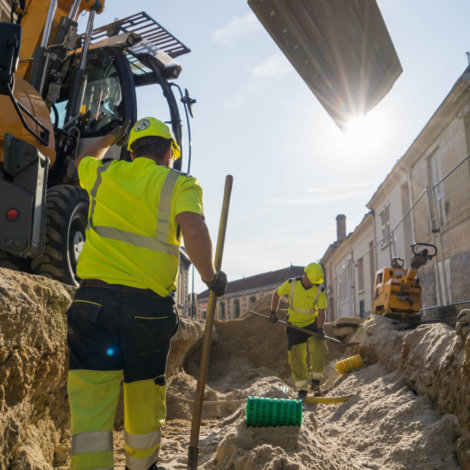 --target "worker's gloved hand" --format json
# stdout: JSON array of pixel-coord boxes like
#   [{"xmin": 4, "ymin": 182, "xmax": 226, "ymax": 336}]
[
  {"xmin": 110, "ymin": 118, "xmax": 131, "ymax": 147},
  {"xmin": 317, "ymin": 328, "xmax": 325, "ymax": 339},
  {"xmin": 204, "ymin": 270, "xmax": 227, "ymax": 297},
  {"xmin": 269, "ymin": 311, "xmax": 278, "ymax": 323}
]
